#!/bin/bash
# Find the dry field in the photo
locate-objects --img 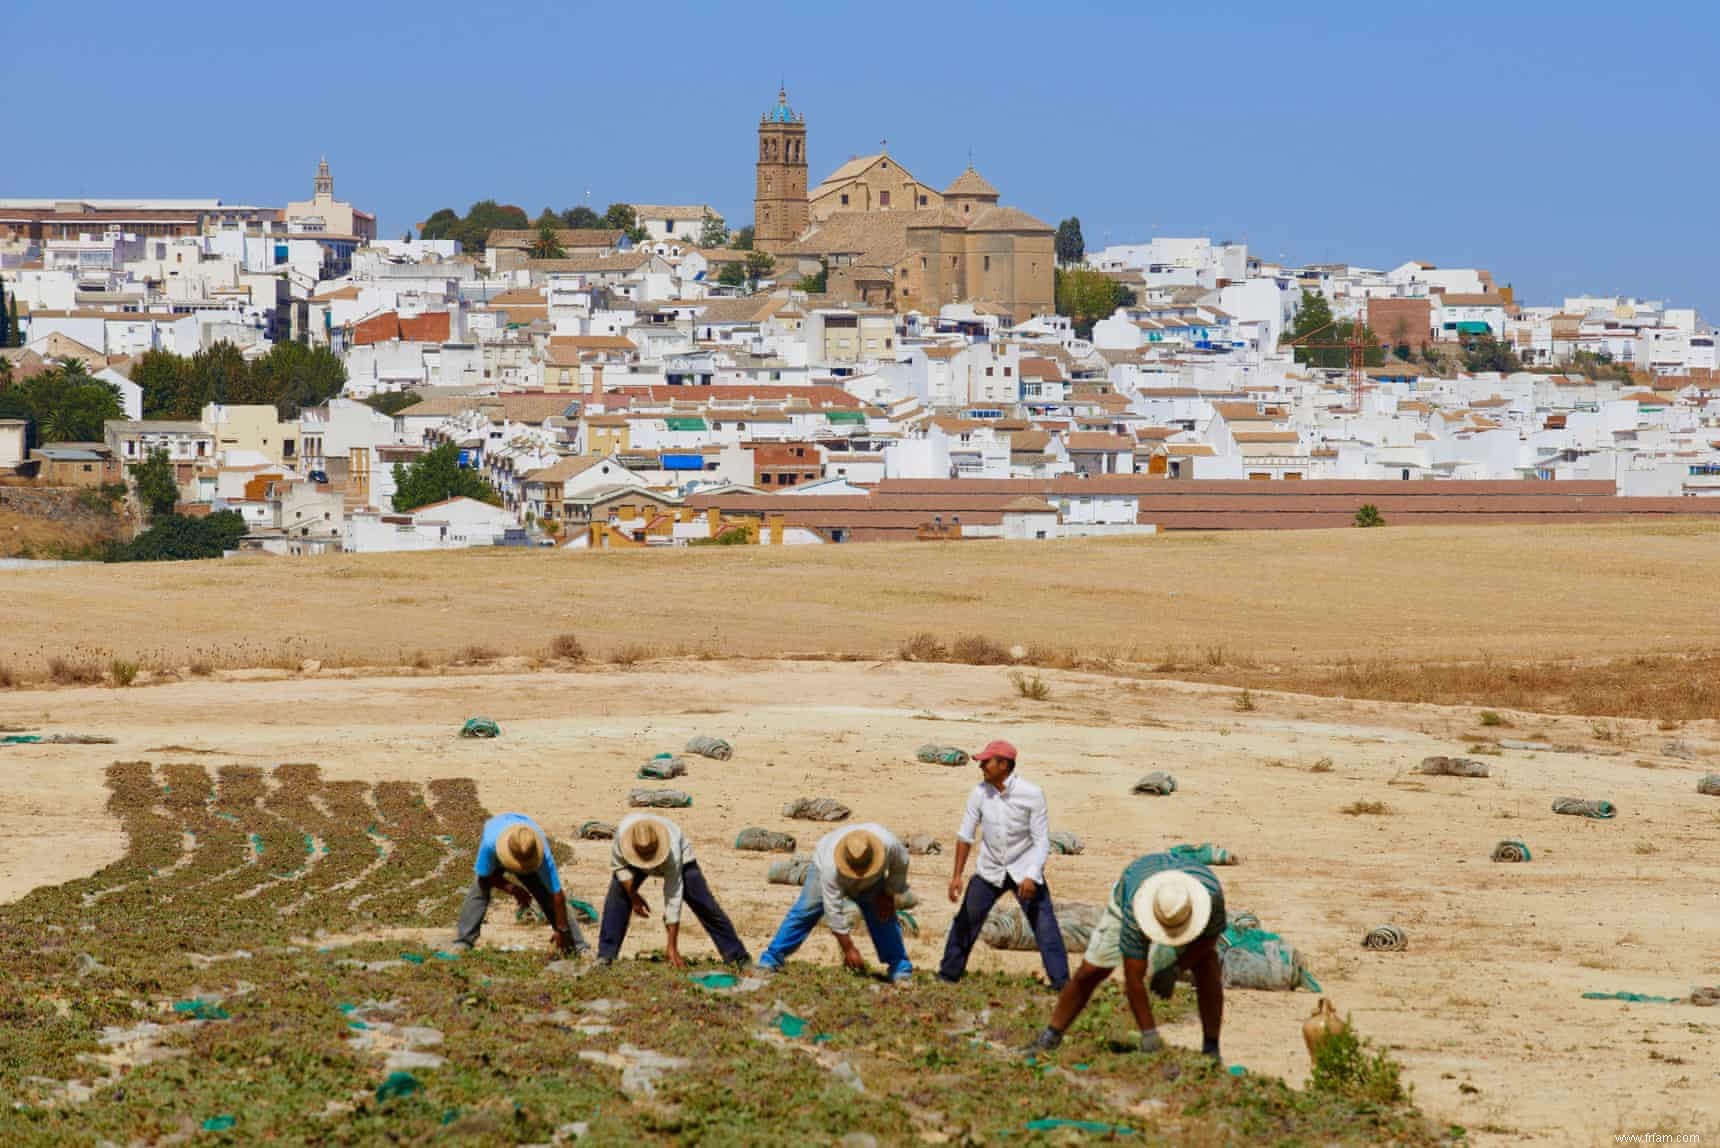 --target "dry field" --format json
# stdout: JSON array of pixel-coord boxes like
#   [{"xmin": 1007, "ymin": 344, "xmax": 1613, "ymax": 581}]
[
  {"xmin": 5, "ymin": 519, "xmax": 1720, "ymax": 720},
  {"xmin": 2, "ymin": 522, "xmax": 1717, "ymax": 1142}
]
